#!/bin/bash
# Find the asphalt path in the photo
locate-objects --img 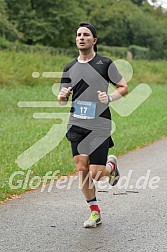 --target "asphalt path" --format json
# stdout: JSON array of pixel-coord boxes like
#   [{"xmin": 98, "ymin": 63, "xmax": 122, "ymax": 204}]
[{"xmin": 0, "ymin": 138, "xmax": 167, "ymax": 252}]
